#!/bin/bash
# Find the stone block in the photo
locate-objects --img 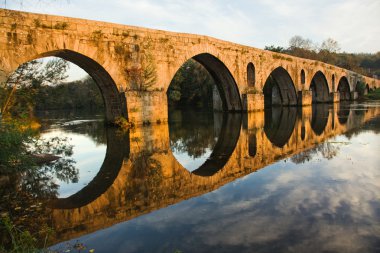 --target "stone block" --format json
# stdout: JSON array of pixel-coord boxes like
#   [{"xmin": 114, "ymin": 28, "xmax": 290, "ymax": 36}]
[
  {"xmin": 242, "ymin": 93, "xmax": 264, "ymax": 111},
  {"xmin": 124, "ymin": 91, "xmax": 168, "ymax": 126},
  {"xmin": 297, "ymin": 90, "xmax": 312, "ymax": 106},
  {"xmin": 330, "ymin": 92, "xmax": 340, "ymax": 103}
]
